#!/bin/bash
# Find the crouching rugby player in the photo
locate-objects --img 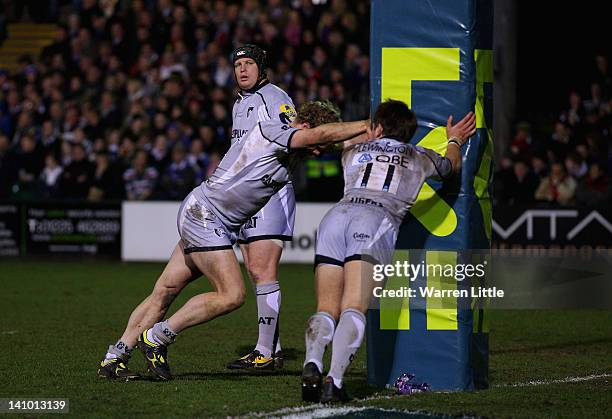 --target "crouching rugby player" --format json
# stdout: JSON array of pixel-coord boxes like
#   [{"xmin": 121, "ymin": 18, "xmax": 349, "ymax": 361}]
[
  {"xmin": 97, "ymin": 101, "xmax": 366, "ymax": 381},
  {"xmin": 301, "ymin": 99, "xmax": 476, "ymax": 402}
]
